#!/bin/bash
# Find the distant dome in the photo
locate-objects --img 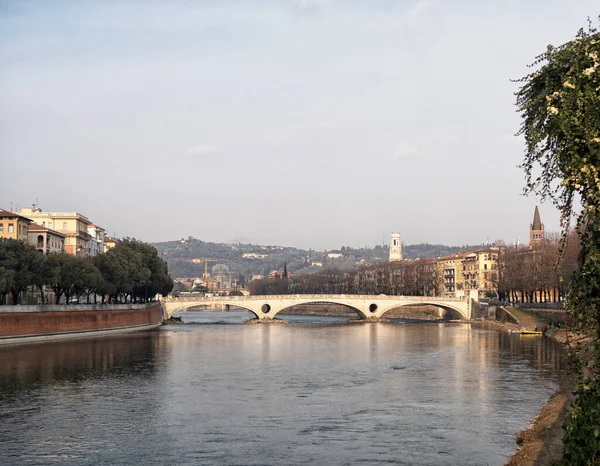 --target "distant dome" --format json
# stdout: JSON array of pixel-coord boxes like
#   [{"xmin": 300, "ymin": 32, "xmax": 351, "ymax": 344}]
[{"xmin": 212, "ymin": 264, "xmax": 230, "ymax": 275}]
